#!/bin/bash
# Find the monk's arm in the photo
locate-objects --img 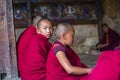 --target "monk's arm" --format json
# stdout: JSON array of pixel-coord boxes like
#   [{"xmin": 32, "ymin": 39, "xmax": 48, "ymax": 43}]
[
  {"xmin": 56, "ymin": 51, "xmax": 92, "ymax": 75},
  {"xmin": 97, "ymin": 43, "xmax": 108, "ymax": 48}
]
